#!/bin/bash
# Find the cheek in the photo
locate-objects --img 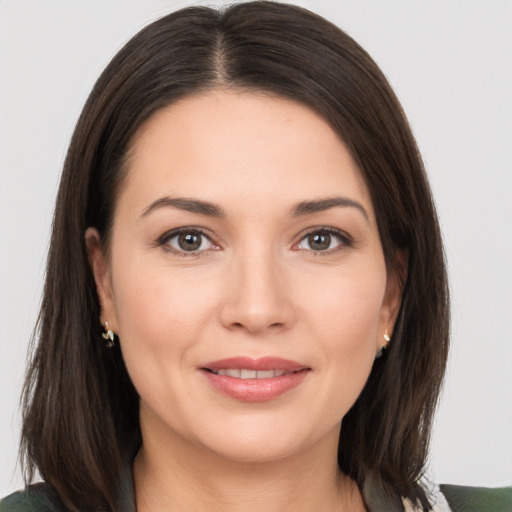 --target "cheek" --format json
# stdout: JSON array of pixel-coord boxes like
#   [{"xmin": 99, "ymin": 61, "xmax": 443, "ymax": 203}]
[
  {"xmin": 303, "ymin": 262, "xmax": 386, "ymax": 346},
  {"xmin": 299, "ymin": 260, "xmax": 387, "ymax": 403},
  {"xmin": 110, "ymin": 253, "xmax": 219, "ymax": 385}
]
